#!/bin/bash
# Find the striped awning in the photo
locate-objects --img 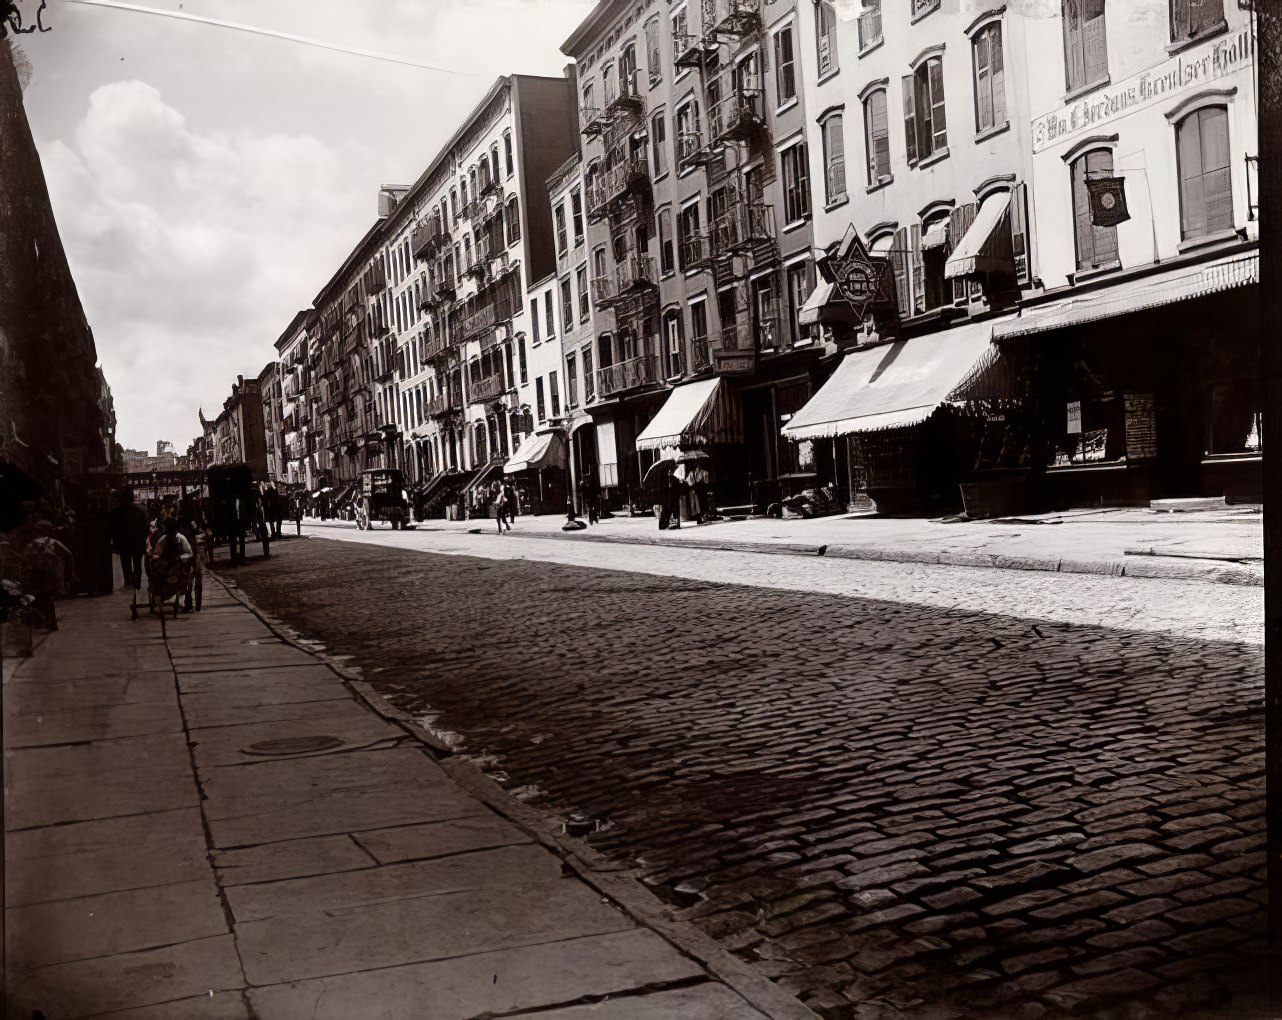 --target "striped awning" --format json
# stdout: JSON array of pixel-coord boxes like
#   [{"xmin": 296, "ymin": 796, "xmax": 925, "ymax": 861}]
[
  {"xmin": 635, "ymin": 378, "xmax": 740, "ymax": 451},
  {"xmin": 946, "ymin": 191, "xmax": 1011, "ymax": 279},
  {"xmin": 504, "ymin": 431, "xmax": 566, "ymax": 474},
  {"xmin": 995, "ymin": 251, "xmax": 1258, "ymax": 339}
]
